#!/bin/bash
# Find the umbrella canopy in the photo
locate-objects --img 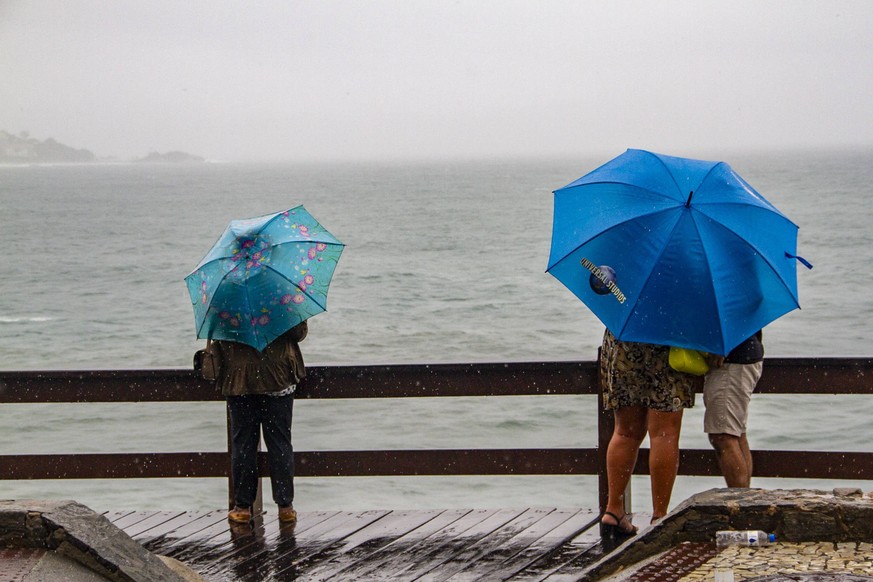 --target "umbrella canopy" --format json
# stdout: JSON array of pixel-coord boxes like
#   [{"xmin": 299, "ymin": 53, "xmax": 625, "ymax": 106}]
[
  {"xmin": 547, "ymin": 149, "xmax": 812, "ymax": 356},
  {"xmin": 186, "ymin": 206, "xmax": 344, "ymax": 351}
]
